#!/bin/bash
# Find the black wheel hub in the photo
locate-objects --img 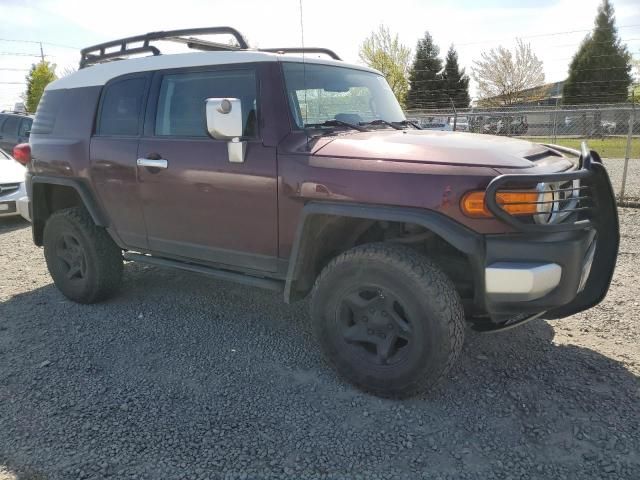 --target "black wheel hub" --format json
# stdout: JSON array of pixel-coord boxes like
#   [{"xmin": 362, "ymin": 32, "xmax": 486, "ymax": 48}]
[
  {"xmin": 338, "ymin": 287, "xmax": 413, "ymax": 365},
  {"xmin": 55, "ymin": 233, "xmax": 87, "ymax": 281}
]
